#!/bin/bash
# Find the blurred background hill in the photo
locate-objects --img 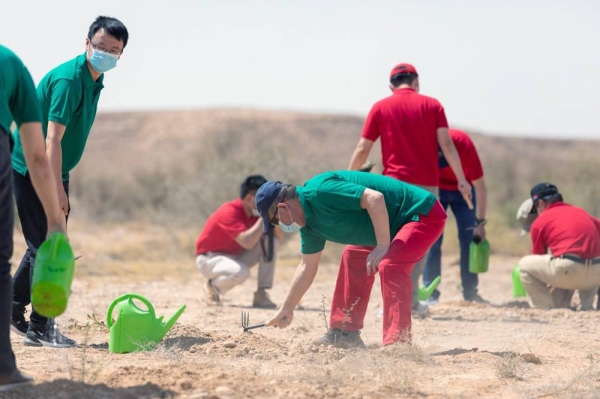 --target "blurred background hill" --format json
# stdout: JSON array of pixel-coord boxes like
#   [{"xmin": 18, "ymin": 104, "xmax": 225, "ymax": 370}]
[{"xmin": 66, "ymin": 109, "xmax": 600, "ymax": 259}]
